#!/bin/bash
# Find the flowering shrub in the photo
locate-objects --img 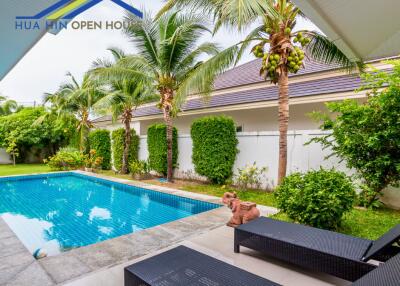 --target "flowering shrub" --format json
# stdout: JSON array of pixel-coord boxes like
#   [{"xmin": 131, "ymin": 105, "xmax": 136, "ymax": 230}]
[
  {"xmin": 235, "ymin": 162, "xmax": 268, "ymax": 190},
  {"xmin": 46, "ymin": 147, "xmax": 85, "ymax": 171},
  {"xmin": 84, "ymin": 149, "xmax": 103, "ymax": 169}
]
